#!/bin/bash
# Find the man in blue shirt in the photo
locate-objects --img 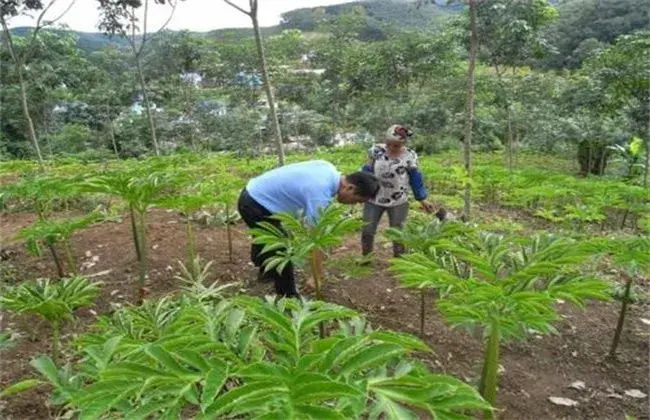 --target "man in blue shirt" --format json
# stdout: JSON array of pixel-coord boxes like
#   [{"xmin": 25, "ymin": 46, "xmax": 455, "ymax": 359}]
[{"xmin": 238, "ymin": 160, "xmax": 380, "ymax": 298}]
